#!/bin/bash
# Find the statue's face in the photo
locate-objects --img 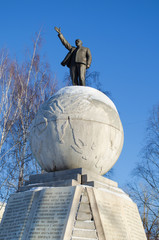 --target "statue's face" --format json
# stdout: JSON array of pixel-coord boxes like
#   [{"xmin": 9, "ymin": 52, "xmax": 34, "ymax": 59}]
[{"xmin": 75, "ymin": 39, "xmax": 82, "ymax": 47}]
